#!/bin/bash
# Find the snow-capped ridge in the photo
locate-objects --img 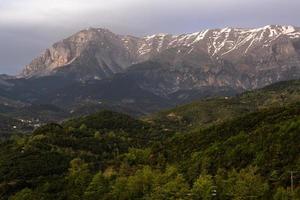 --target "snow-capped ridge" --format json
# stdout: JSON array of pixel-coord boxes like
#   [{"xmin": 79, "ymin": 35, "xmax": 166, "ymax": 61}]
[{"xmin": 21, "ymin": 25, "xmax": 300, "ymax": 79}]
